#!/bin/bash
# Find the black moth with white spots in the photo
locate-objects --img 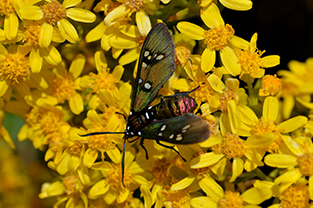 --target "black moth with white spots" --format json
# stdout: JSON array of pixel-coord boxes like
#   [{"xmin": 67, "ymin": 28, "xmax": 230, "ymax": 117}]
[{"xmin": 81, "ymin": 23, "xmax": 210, "ymax": 186}]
